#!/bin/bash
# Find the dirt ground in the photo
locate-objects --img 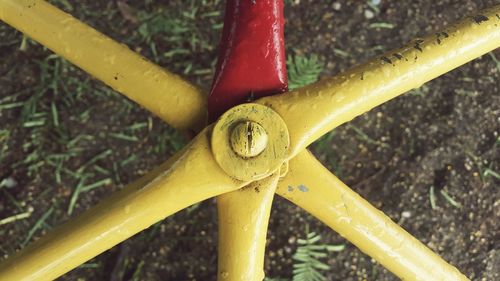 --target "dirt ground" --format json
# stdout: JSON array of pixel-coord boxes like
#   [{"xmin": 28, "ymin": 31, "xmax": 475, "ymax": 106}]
[{"xmin": 0, "ymin": 0, "xmax": 499, "ymax": 280}]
